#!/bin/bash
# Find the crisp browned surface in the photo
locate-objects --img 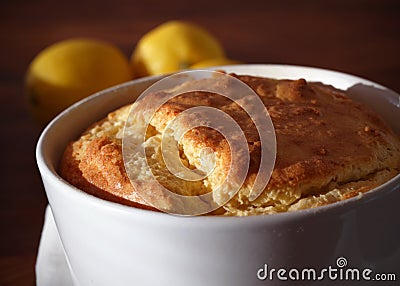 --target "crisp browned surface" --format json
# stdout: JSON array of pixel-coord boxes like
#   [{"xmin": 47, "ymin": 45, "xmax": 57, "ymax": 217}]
[
  {"xmin": 1, "ymin": 0, "xmax": 400, "ymax": 284},
  {"xmin": 59, "ymin": 75, "xmax": 400, "ymax": 215}
]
